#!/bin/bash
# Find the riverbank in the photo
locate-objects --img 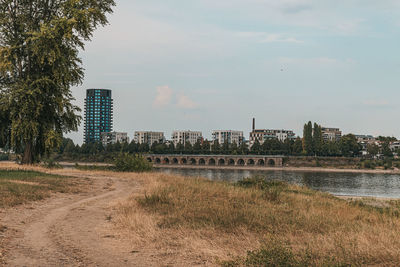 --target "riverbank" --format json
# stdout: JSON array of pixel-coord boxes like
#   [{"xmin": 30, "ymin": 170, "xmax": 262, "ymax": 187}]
[
  {"xmin": 153, "ymin": 164, "xmax": 400, "ymax": 174},
  {"xmin": 2, "ymin": 163, "xmax": 400, "ymax": 265}
]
